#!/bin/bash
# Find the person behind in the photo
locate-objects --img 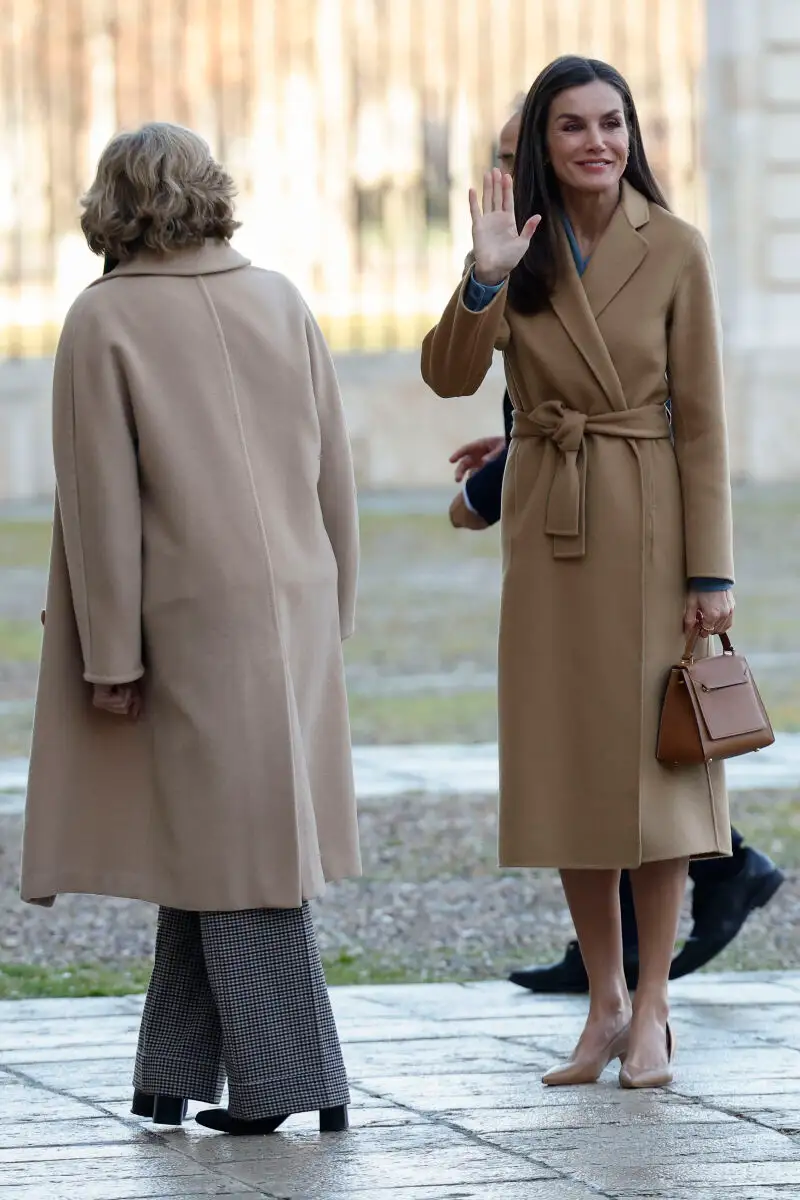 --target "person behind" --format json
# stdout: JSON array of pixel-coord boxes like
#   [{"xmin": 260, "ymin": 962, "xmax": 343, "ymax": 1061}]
[
  {"xmin": 449, "ymin": 109, "xmax": 784, "ymax": 997},
  {"xmin": 21, "ymin": 123, "xmax": 360, "ymax": 1135},
  {"xmin": 423, "ymin": 55, "xmax": 738, "ymax": 1089}
]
